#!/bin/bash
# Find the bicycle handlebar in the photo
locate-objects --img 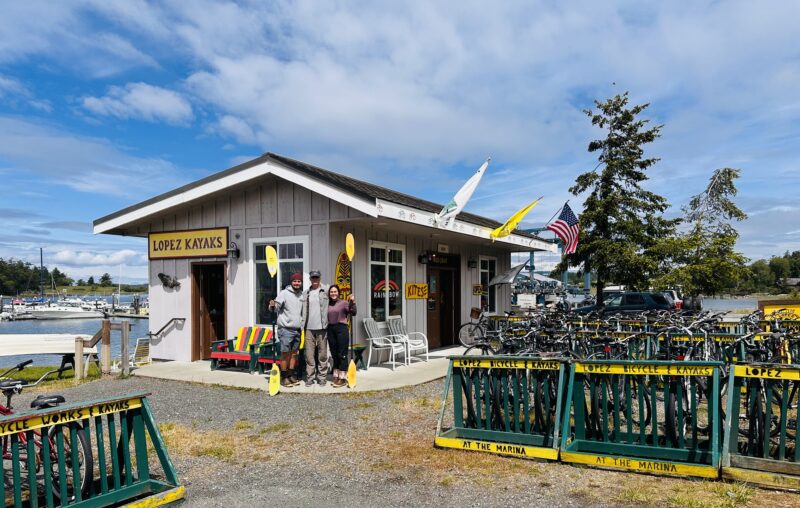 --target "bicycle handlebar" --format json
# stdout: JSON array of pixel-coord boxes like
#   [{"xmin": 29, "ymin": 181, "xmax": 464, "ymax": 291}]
[{"xmin": 0, "ymin": 359, "xmax": 34, "ymax": 380}]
